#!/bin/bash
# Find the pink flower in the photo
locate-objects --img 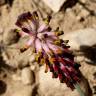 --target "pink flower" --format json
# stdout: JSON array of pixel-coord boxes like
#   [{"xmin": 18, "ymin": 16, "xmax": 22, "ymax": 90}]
[{"xmin": 15, "ymin": 11, "xmax": 81, "ymax": 90}]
